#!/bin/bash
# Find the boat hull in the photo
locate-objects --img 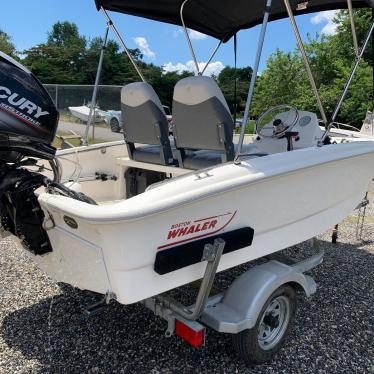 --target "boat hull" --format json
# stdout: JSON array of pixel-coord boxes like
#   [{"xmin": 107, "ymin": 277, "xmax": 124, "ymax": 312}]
[
  {"xmin": 31, "ymin": 142, "xmax": 374, "ymax": 304},
  {"xmin": 68, "ymin": 106, "xmax": 103, "ymax": 123}
]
